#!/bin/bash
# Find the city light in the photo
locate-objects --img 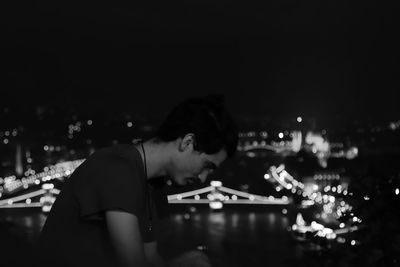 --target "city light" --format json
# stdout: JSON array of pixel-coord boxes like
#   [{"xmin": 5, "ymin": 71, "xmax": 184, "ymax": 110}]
[
  {"xmin": 210, "ymin": 180, "xmax": 222, "ymax": 187},
  {"xmin": 0, "ymin": 108, "xmax": 397, "ymax": 266}
]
